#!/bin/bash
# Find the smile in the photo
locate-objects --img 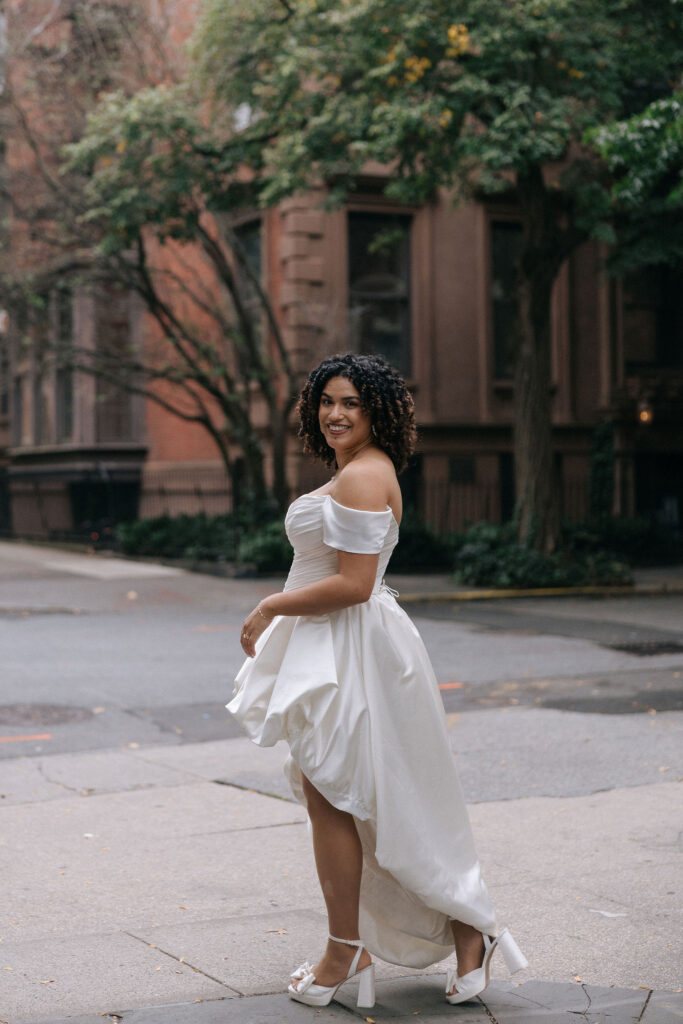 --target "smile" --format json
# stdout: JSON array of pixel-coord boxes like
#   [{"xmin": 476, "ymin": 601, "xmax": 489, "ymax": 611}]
[{"xmin": 327, "ymin": 425, "xmax": 351, "ymax": 434}]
